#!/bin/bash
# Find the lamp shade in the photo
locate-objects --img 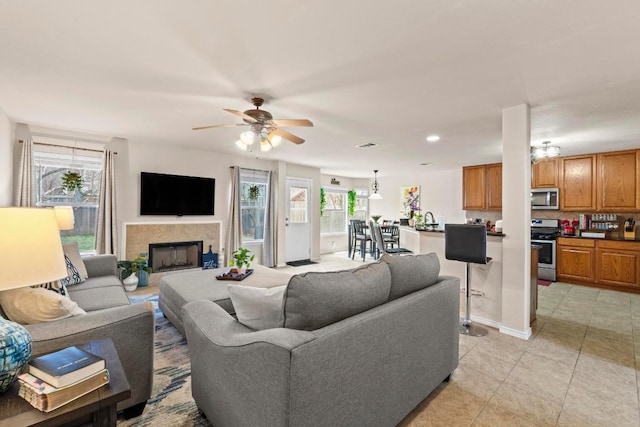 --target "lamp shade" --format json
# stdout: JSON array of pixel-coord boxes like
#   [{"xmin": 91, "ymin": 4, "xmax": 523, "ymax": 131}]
[
  {"xmin": 53, "ymin": 206, "xmax": 75, "ymax": 231},
  {"xmin": 0, "ymin": 208, "xmax": 68, "ymax": 291}
]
